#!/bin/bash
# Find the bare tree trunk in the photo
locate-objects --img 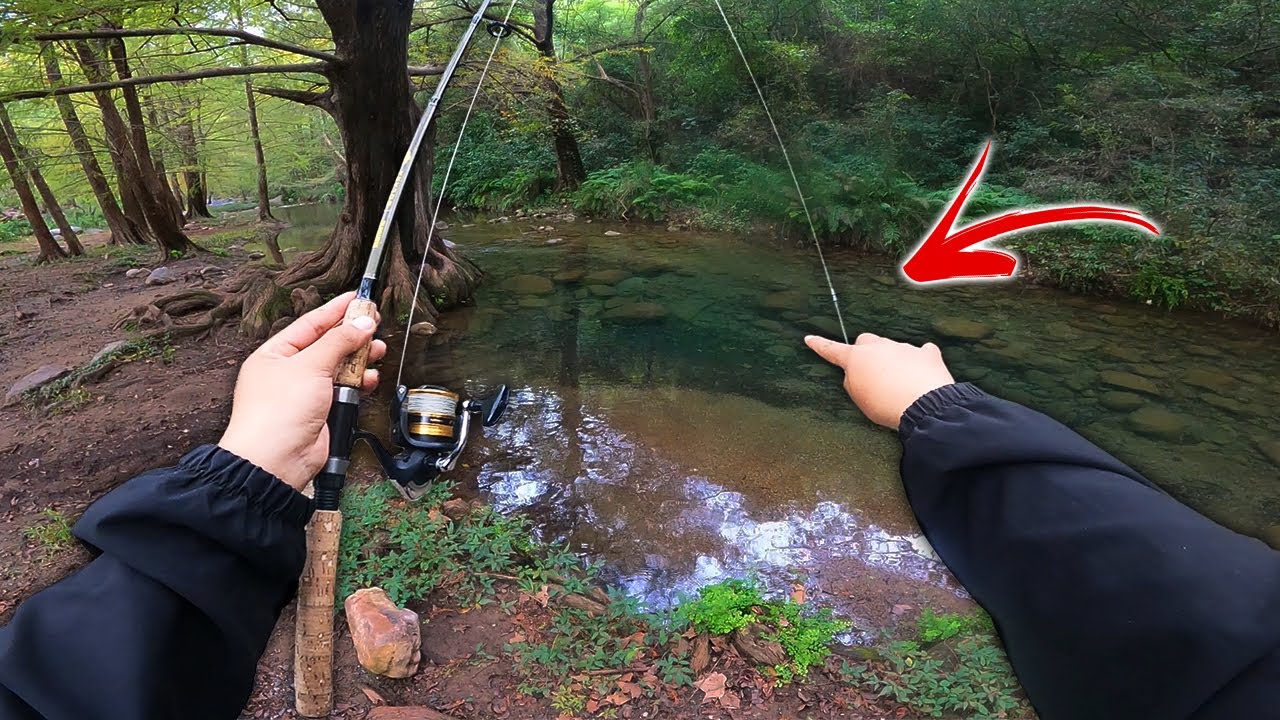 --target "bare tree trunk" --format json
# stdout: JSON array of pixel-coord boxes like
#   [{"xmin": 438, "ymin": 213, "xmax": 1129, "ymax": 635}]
[
  {"xmin": 74, "ymin": 39, "xmax": 196, "ymax": 257},
  {"xmin": 244, "ymin": 79, "xmax": 275, "ymax": 221},
  {"xmin": 109, "ymin": 37, "xmax": 187, "ymax": 229},
  {"xmin": 0, "ymin": 118, "xmax": 65, "ymax": 263},
  {"xmin": 634, "ymin": 0, "xmax": 660, "ymax": 162},
  {"xmin": 170, "ymin": 172, "xmax": 186, "ymax": 212},
  {"xmin": 0, "ymin": 103, "xmax": 83, "ymax": 255},
  {"xmin": 176, "ymin": 113, "xmax": 211, "ymax": 218},
  {"xmin": 43, "ymin": 47, "xmax": 146, "ymax": 246},
  {"xmin": 532, "ymin": 0, "xmax": 586, "ymax": 191}
]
